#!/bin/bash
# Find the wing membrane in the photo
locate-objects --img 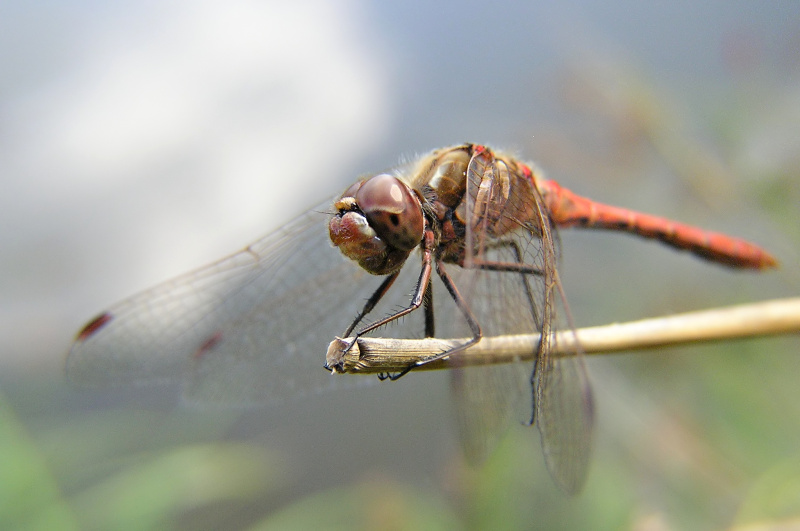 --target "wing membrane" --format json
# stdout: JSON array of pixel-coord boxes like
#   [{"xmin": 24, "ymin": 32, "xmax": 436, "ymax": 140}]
[
  {"xmin": 449, "ymin": 149, "xmax": 594, "ymax": 493},
  {"xmin": 67, "ymin": 199, "xmax": 412, "ymax": 403}
]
